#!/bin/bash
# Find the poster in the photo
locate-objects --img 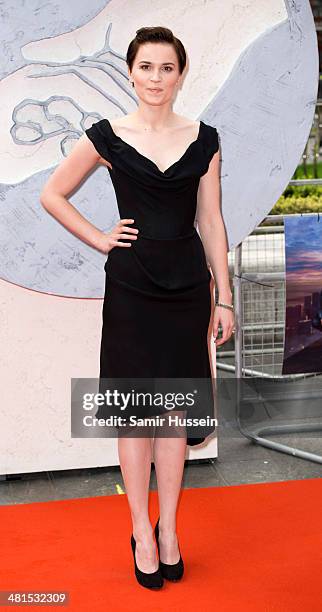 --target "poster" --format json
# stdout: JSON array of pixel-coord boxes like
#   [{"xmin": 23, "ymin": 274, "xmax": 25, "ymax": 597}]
[{"xmin": 282, "ymin": 214, "xmax": 322, "ymax": 375}]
